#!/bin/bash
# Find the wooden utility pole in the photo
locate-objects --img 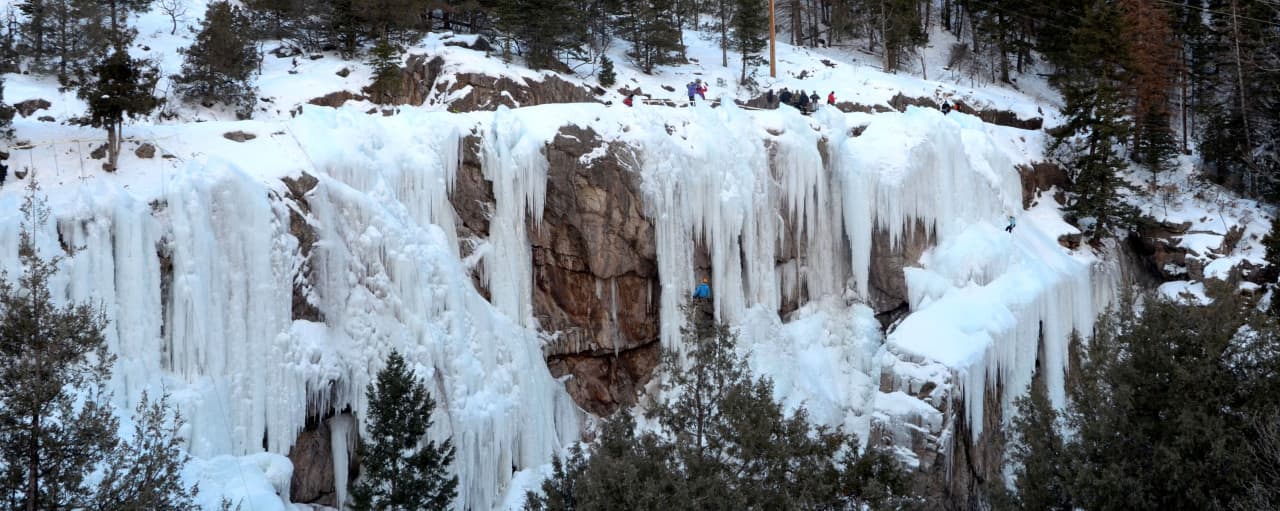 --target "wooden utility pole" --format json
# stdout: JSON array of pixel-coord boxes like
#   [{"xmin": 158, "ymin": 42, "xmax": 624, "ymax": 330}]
[{"xmin": 769, "ymin": 0, "xmax": 777, "ymax": 77}]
